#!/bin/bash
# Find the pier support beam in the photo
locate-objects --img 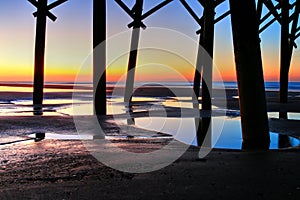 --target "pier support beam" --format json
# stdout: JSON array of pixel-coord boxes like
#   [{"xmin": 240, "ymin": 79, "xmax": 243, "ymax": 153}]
[
  {"xmin": 279, "ymin": 0, "xmax": 291, "ymax": 119},
  {"xmin": 229, "ymin": 0, "xmax": 270, "ymax": 150},
  {"xmin": 29, "ymin": 0, "xmax": 67, "ymax": 114},
  {"xmin": 124, "ymin": 0, "xmax": 143, "ymax": 105},
  {"xmin": 198, "ymin": 1, "xmax": 215, "ymax": 147},
  {"xmin": 179, "ymin": 0, "xmax": 216, "ymax": 147},
  {"xmin": 33, "ymin": 0, "xmax": 47, "ymax": 111},
  {"xmin": 93, "ymin": 0, "xmax": 107, "ymax": 115},
  {"xmin": 201, "ymin": 0, "xmax": 215, "ymax": 111}
]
